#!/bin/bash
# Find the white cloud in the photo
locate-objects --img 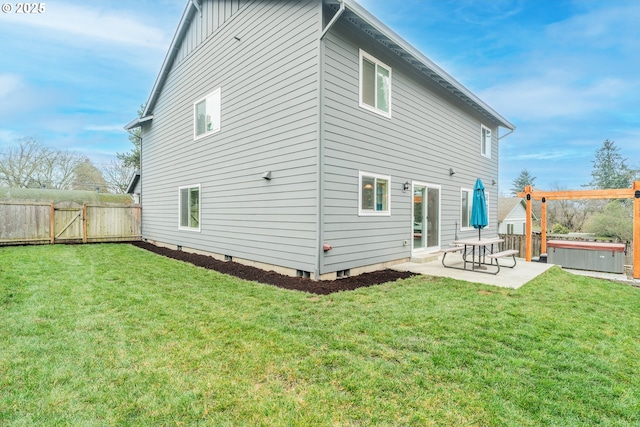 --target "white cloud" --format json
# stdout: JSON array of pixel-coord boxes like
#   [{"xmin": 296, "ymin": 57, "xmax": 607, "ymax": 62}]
[
  {"xmin": 512, "ymin": 149, "xmax": 591, "ymax": 161},
  {"xmin": 0, "ymin": 2, "xmax": 168, "ymax": 49},
  {"xmin": 546, "ymin": 2, "xmax": 640, "ymax": 50},
  {"xmin": 0, "ymin": 129, "xmax": 20, "ymax": 145},
  {"xmin": 0, "ymin": 74, "xmax": 24, "ymax": 99},
  {"xmin": 480, "ymin": 74, "xmax": 630, "ymax": 121},
  {"xmin": 85, "ymin": 124, "xmax": 127, "ymax": 132}
]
